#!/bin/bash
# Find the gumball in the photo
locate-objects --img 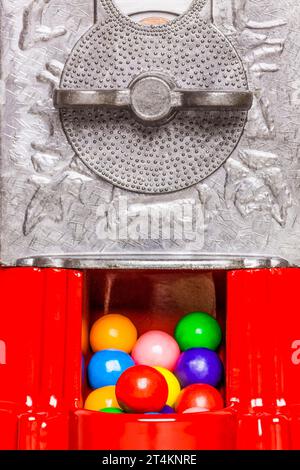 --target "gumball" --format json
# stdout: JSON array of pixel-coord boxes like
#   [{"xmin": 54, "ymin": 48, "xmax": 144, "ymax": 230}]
[
  {"xmin": 175, "ymin": 384, "xmax": 224, "ymax": 413},
  {"xmin": 88, "ymin": 349, "xmax": 135, "ymax": 389},
  {"xmin": 132, "ymin": 331, "xmax": 180, "ymax": 371},
  {"xmin": 175, "ymin": 312, "xmax": 222, "ymax": 351},
  {"xmin": 174, "ymin": 348, "xmax": 223, "ymax": 388},
  {"xmin": 90, "ymin": 314, "xmax": 137, "ymax": 353},
  {"xmin": 160, "ymin": 405, "xmax": 175, "ymax": 414},
  {"xmin": 116, "ymin": 365, "xmax": 168, "ymax": 413},
  {"xmin": 154, "ymin": 366, "xmax": 181, "ymax": 407},
  {"xmin": 100, "ymin": 407, "xmax": 124, "ymax": 413},
  {"xmin": 84, "ymin": 386, "xmax": 120, "ymax": 411},
  {"xmin": 183, "ymin": 407, "xmax": 209, "ymax": 414}
]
